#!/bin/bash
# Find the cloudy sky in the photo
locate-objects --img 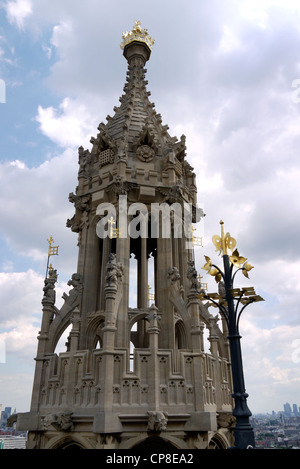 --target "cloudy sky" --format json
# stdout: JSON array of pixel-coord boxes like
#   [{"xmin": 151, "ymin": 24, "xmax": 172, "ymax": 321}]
[{"xmin": 0, "ymin": 0, "xmax": 300, "ymax": 416}]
